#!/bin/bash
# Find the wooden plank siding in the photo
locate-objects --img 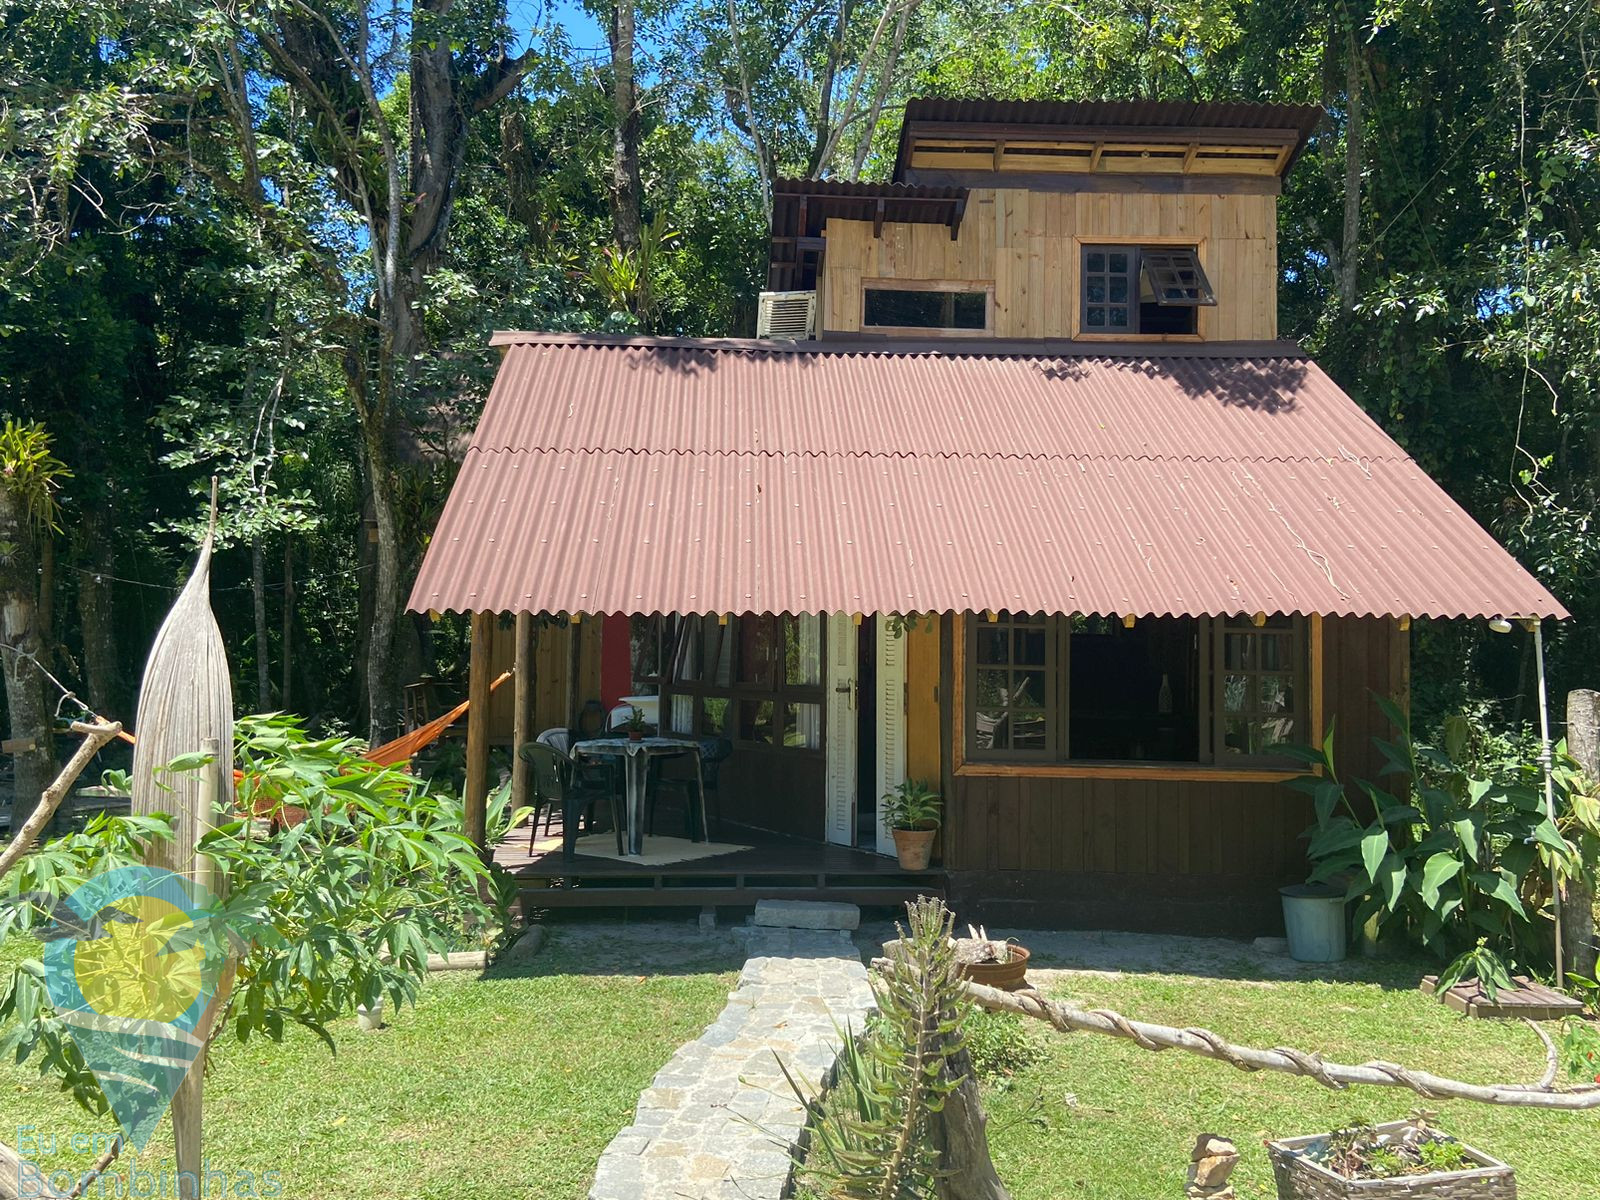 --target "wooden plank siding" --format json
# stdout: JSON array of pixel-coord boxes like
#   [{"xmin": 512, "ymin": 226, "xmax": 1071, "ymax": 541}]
[
  {"xmin": 821, "ymin": 188, "xmax": 1277, "ymax": 342},
  {"xmin": 938, "ymin": 614, "xmax": 1407, "ymax": 934},
  {"xmin": 478, "ymin": 616, "xmax": 603, "ymax": 743}
]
